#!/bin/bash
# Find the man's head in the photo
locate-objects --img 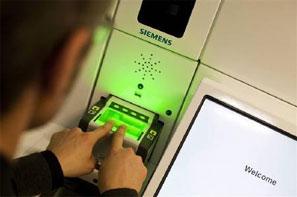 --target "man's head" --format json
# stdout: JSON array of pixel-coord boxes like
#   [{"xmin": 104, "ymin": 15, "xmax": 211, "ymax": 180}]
[{"xmin": 1, "ymin": 0, "xmax": 110, "ymax": 128}]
